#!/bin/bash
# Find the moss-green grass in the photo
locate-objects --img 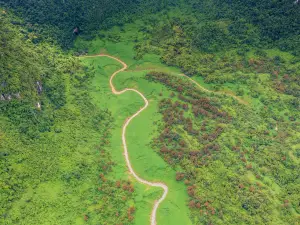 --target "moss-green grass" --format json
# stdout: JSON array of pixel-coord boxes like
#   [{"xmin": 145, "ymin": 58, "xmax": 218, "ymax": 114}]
[
  {"xmin": 114, "ymin": 70, "xmax": 192, "ymax": 225},
  {"xmin": 80, "ymin": 44, "xmax": 193, "ymax": 224}
]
